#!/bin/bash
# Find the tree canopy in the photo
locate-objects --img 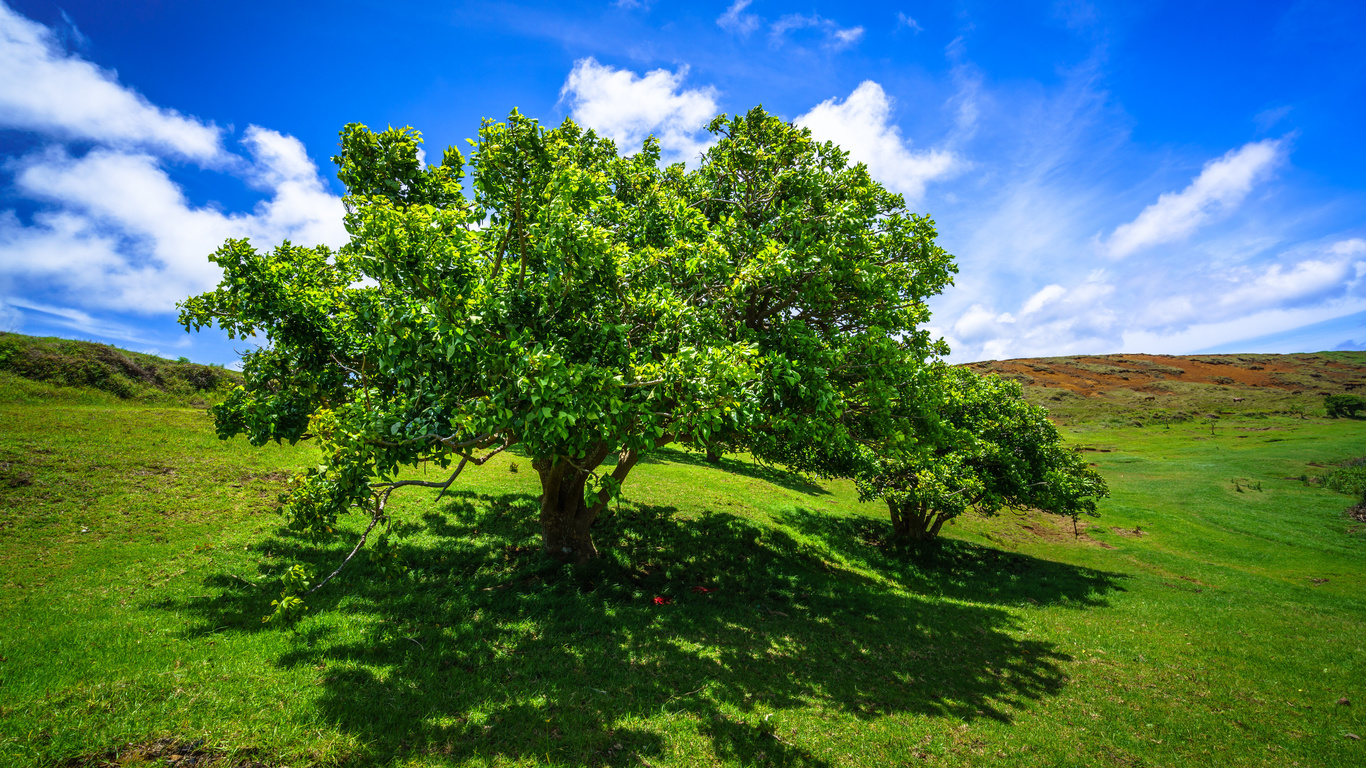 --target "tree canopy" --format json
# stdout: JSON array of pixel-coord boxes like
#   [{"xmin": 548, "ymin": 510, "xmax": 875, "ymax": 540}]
[
  {"xmin": 179, "ymin": 107, "xmax": 957, "ymax": 572},
  {"xmin": 855, "ymin": 366, "xmax": 1109, "ymax": 541}
]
